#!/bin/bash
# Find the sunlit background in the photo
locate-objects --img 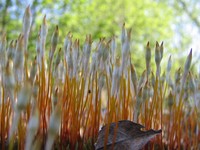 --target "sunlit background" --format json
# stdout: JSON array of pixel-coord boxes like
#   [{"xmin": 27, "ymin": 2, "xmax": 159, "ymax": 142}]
[
  {"xmin": 0, "ymin": 0, "xmax": 199, "ymax": 73},
  {"xmin": 0, "ymin": 1, "xmax": 199, "ymax": 149}
]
